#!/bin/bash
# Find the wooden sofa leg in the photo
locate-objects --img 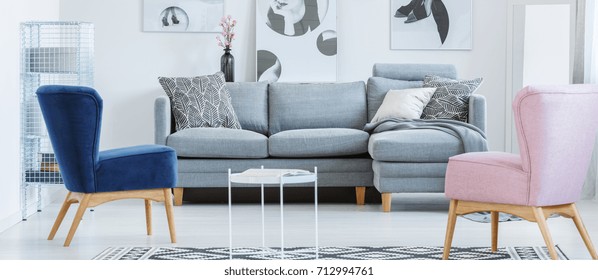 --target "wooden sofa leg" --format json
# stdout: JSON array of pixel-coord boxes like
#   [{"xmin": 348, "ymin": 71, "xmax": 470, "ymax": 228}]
[
  {"xmin": 355, "ymin": 186, "xmax": 366, "ymax": 205},
  {"xmin": 173, "ymin": 188, "xmax": 184, "ymax": 206},
  {"xmin": 381, "ymin": 193, "xmax": 392, "ymax": 212}
]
